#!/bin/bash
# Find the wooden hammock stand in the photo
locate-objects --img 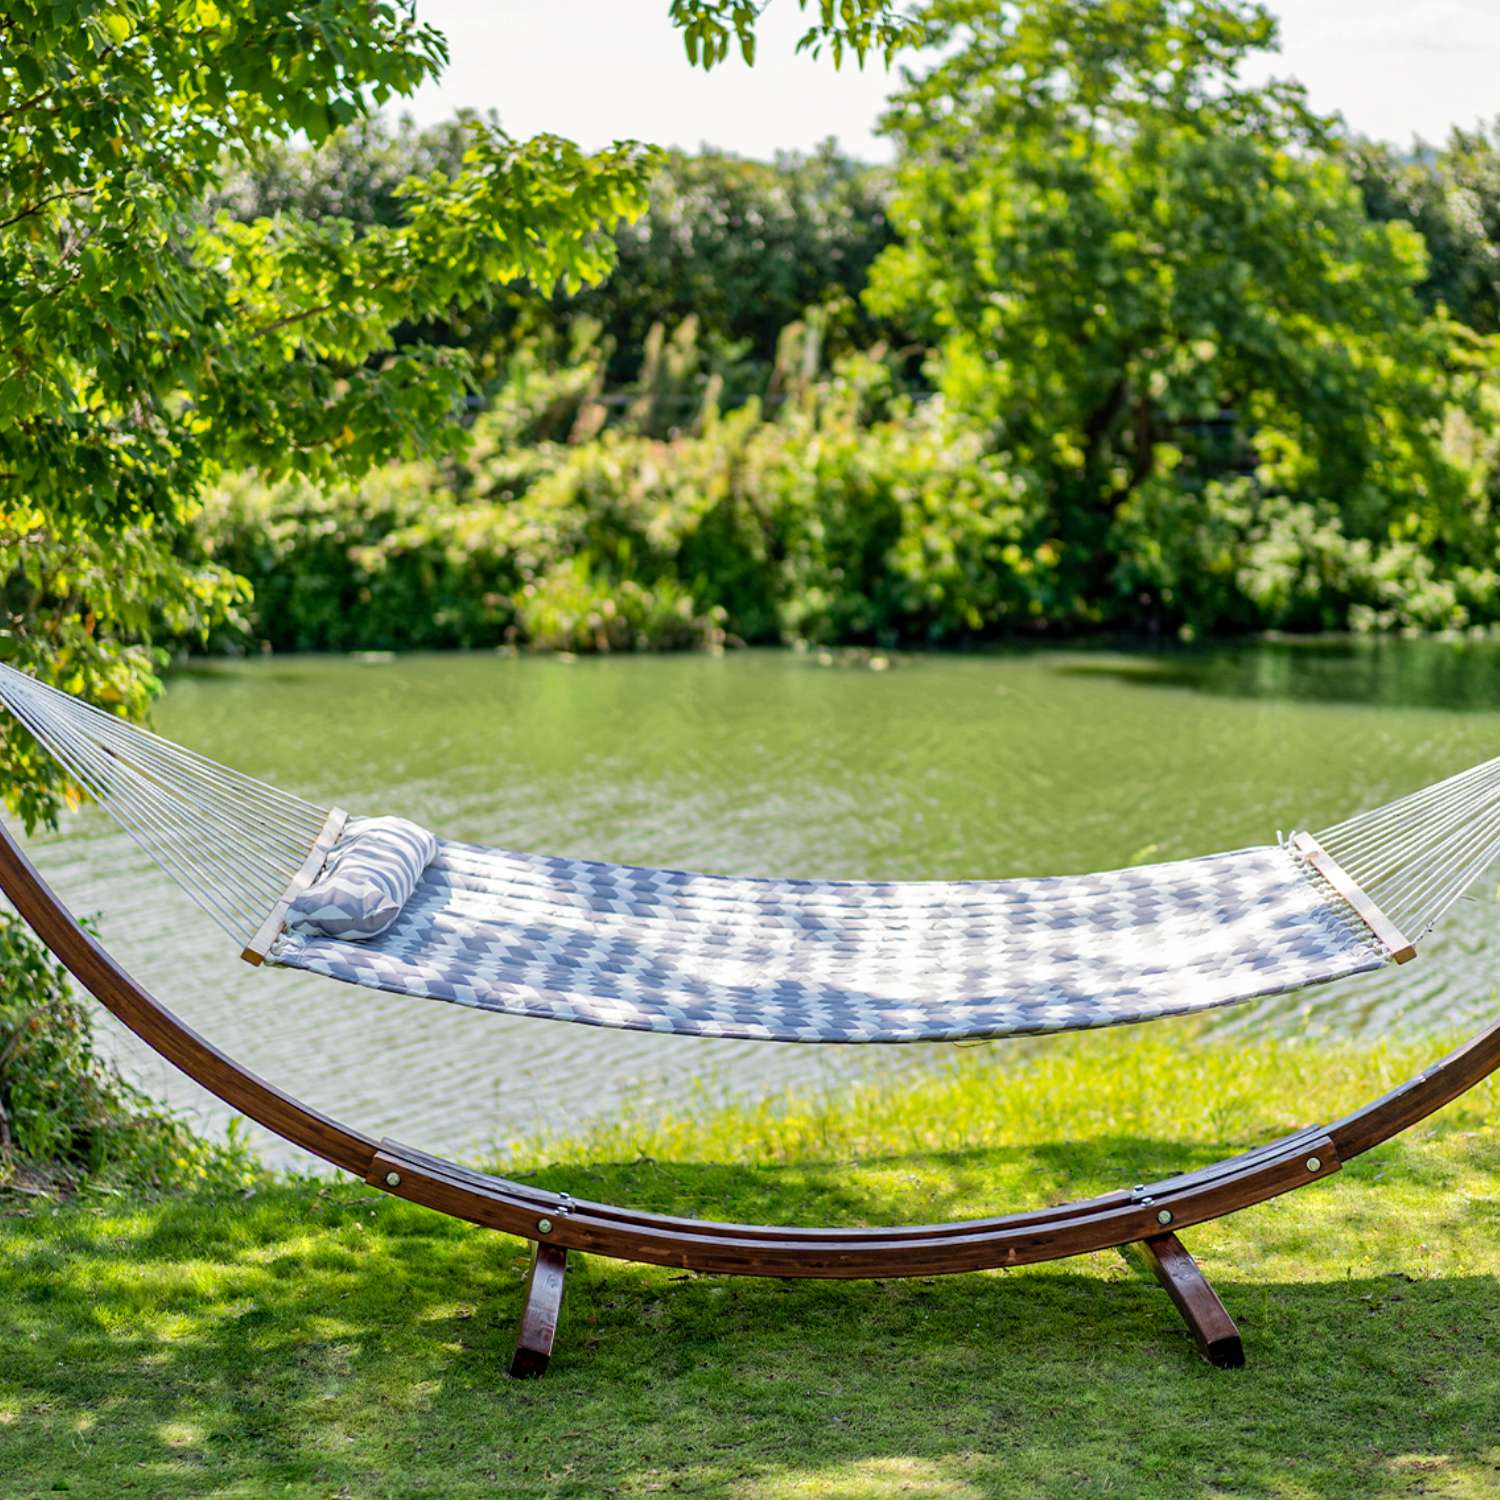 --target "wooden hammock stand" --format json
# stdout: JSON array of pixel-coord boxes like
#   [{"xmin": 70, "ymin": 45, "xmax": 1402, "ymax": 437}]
[{"xmin": 5, "ymin": 819, "xmax": 1495, "ymax": 1377}]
